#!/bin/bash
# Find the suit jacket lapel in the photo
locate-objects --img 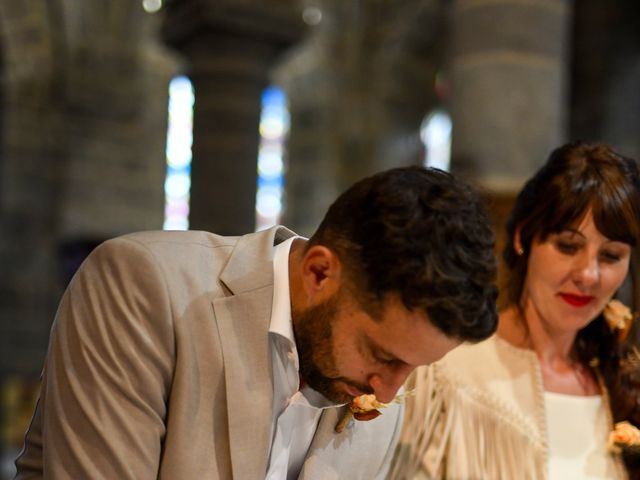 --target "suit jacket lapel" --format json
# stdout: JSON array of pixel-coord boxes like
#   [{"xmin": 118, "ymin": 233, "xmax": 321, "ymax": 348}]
[
  {"xmin": 214, "ymin": 290, "xmax": 273, "ymax": 479},
  {"xmin": 213, "ymin": 226, "xmax": 296, "ymax": 480}
]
